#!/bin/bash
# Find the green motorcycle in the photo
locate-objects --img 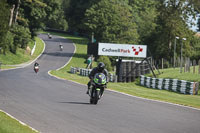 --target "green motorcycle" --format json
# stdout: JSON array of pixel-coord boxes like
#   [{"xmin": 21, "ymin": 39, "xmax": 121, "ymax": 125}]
[{"xmin": 89, "ymin": 73, "xmax": 107, "ymax": 104}]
